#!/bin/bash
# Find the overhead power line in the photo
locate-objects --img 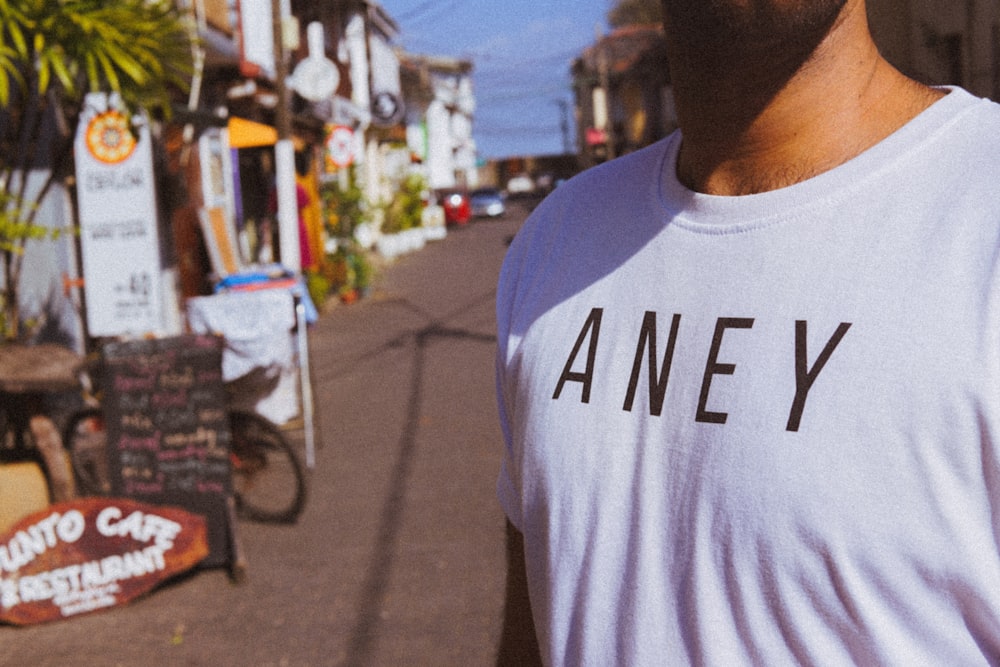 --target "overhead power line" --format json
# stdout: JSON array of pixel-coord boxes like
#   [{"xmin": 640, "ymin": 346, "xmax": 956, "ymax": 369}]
[
  {"xmin": 476, "ymin": 84, "xmax": 572, "ymax": 104},
  {"xmin": 392, "ymin": 0, "xmax": 457, "ymax": 23},
  {"xmin": 473, "ymin": 47, "xmax": 581, "ymax": 72},
  {"xmin": 474, "ymin": 125, "xmax": 564, "ymax": 137}
]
